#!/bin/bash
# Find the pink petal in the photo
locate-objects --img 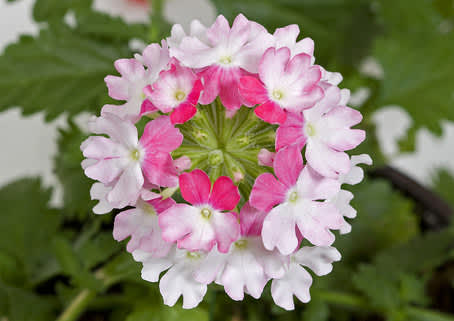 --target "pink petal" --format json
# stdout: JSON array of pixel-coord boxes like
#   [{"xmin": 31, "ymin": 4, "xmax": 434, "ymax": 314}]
[
  {"xmin": 104, "ymin": 75, "xmax": 129, "ymax": 100},
  {"xmin": 89, "ymin": 113, "xmax": 138, "ymax": 148},
  {"xmin": 139, "ymin": 116, "xmax": 183, "ymax": 153},
  {"xmin": 186, "ymin": 78, "xmax": 203, "ymax": 106},
  {"xmin": 81, "ymin": 136, "xmax": 125, "ymax": 159},
  {"xmin": 114, "ymin": 58, "xmax": 146, "ymax": 80},
  {"xmin": 211, "ymin": 211, "xmax": 240, "ymax": 253},
  {"xmin": 148, "ymin": 197, "xmax": 176, "ymax": 214},
  {"xmin": 218, "ymin": 68, "xmax": 244, "ymax": 110},
  {"xmin": 273, "ymin": 145, "xmax": 303, "ymax": 188},
  {"xmin": 239, "ymin": 76, "xmax": 268, "ymax": 105},
  {"xmin": 140, "ymin": 99, "xmax": 158, "ymax": 117},
  {"xmin": 273, "ymin": 24, "xmax": 300, "ymax": 48},
  {"xmin": 254, "ymin": 101, "xmax": 287, "ymax": 124},
  {"xmin": 107, "ymin": 164, "xmax": 144, "ymax": 207},
  {"xmin": 239, "ymin": 202, "xmax": 268, "ymax": 237},
  {"xmin": 297, "ymin": 166, "xmax": 341, "ymax": 201},
  {"xmin": 179, "ymin": 169, "xmax": 211, "ymax": 205},
  {"xmin": 209, "ymin": 176, "xmax": 240, "ymax": 211},
  {"xmin": 259, "ymin": 47, "xmax": 290, "ymax": 89},
  {"xmin": 293, "ymin": 37, "xmax": 315, "ymax": 56},
  {"xmin": 250, "ymin": 173, "xmax": 287, "ymax": 212},
  {"xmin": 142, "ymin": 152, "xmax": 179, "ymax": 187},
  {"xmin": 170, "ymin": 103, "xmax": 197, "ymax": 124},
  {"xmin": 198, "ymin": 66, "xmax": 221, "ymax": 105},
  {"xmin": 275, "ymin": 125, "xmax": 306, "ymax": 151},
  {"xmin": 159, "ymin": 204, "xmax": 197, "ymax": 244},
  {"xmin": 84, "ymin": 158, "xmax": 127, "ymax": 185},
  {"xmin": 173, "ymin": 156, "xmax": 192, "ymax": 173},
  {"xmin": 325, "ymin": 128, "xmax": 366, "ymax": 151}
]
